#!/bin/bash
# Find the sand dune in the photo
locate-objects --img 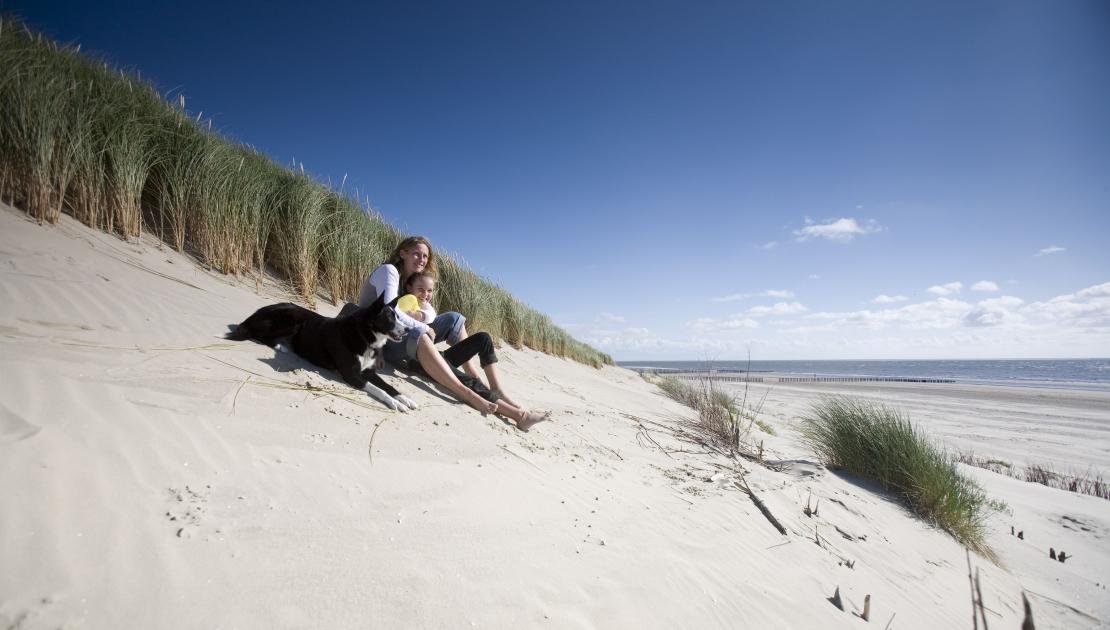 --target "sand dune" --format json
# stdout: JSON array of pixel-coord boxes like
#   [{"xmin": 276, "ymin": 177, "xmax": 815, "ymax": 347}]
[{"xmin": 1, "ymin": 204, "xmax": 1107, "ymax": 629}]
